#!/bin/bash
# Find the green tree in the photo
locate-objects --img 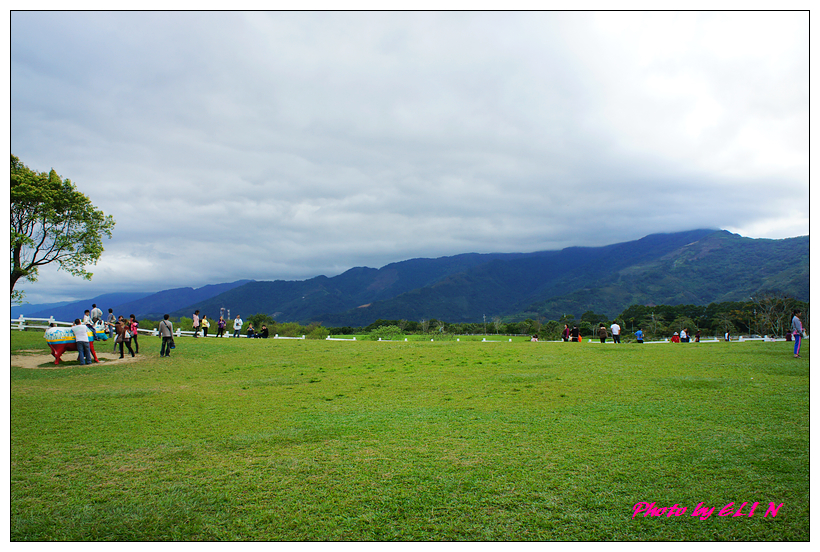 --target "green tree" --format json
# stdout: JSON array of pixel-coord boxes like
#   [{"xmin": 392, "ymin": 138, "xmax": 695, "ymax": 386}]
[
  {"xmin": 10, "ymin": 155, "xmax": 115, "ymax": 303},
  {"xmin": 277, "ymin": 322, "xmax": 303, "ymax": 337},
  {"xmin": 368, "ymin": 325, "xmax": 405, "ymax": 341},
  {"xmin": 671, "ymin": 316, "xmax": 697, "ymax": 334},
  {"xmin": 306, "ymin": 323, "xmax": 329, "ymax": 340},
  {"xmin": 541, "ymin": 320, "xmax": 561, "ymax": 340},
  {"xmin": 713, "ymin": 313, "xmax": 736, "ymax": 336},
  {"xmin": 247, "ymin": 313, "xmax": 276, "ymax": 330},
  {"xmin": 580, "ymin": 310, "xmax": 608, "ymax": 326}
]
